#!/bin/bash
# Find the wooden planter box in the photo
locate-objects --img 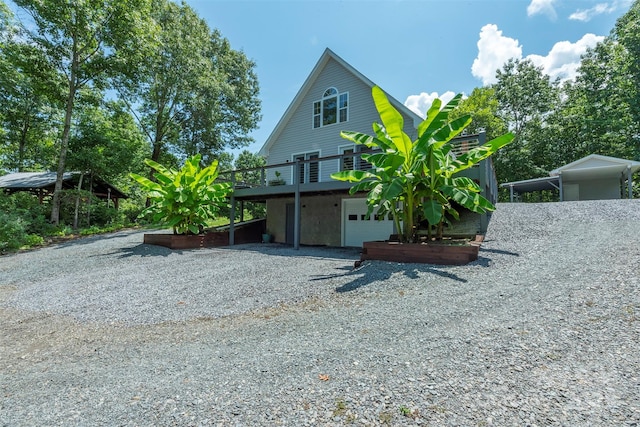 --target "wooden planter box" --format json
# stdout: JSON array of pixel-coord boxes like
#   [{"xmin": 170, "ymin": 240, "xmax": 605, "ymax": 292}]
[
  {"xmin": 144, "ymin": 219, "xmax": 266, "ymax": 250},
  {"xmin": 143, "ymin": 233, "xmax": 225, "ymax": 250},
  {"xmin": 360, "ymin": 235, "xmax": 483, "ymax": 265}
]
